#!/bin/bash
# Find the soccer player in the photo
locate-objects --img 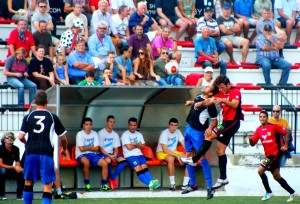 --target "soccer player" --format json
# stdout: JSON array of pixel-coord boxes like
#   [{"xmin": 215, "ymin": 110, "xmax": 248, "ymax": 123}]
[
  {"xmin": 181, "ymin": 75, "xmax": 244, "ymax": 190},
  {"xmin": 248, "ymin": 111, "xmax": 296, "ymax": 202},
  {"xmin": 182, "ymin": 85, "xmax": 218, "ymax": 199},
  {"xmin": 121, "ymin": 117, "xmax": 160, "ymax": 190},
  {"xmin": 156, "ymin": 118, "xmax": 189, "ymax": 191},
  {"xmin": 75, "ymin": 117, "xmax": 110, "ymax": 192},
  {"xmin": 98, "ymin": 115, "xmax": 128, "ymax": 191},
  {"xmin": 19, "ymin": 90, "xmax": 68, "ymax": 204}
]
